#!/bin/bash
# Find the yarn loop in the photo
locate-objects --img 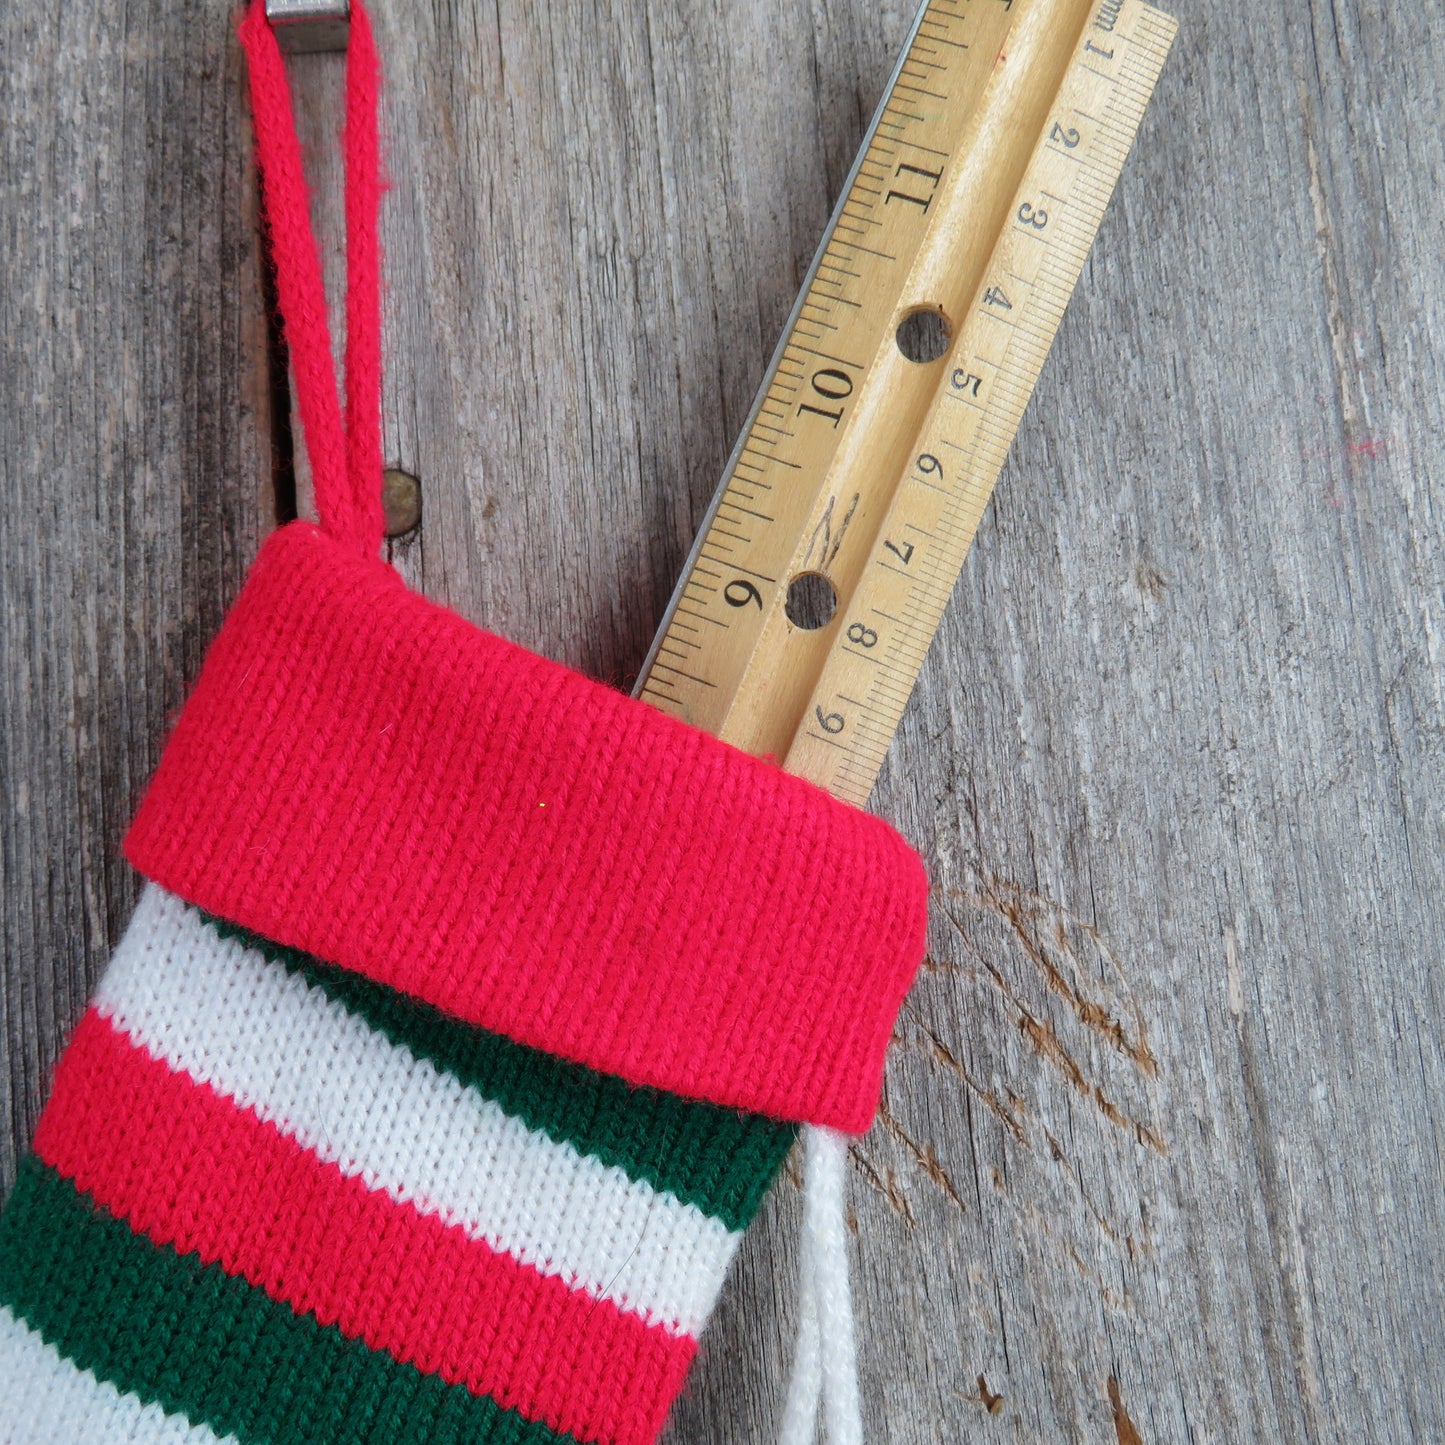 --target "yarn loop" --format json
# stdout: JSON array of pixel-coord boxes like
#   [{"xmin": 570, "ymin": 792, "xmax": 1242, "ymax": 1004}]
[{"xmin": 238, "ymin": 0, "xmax": 385, "ymax": 555}]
